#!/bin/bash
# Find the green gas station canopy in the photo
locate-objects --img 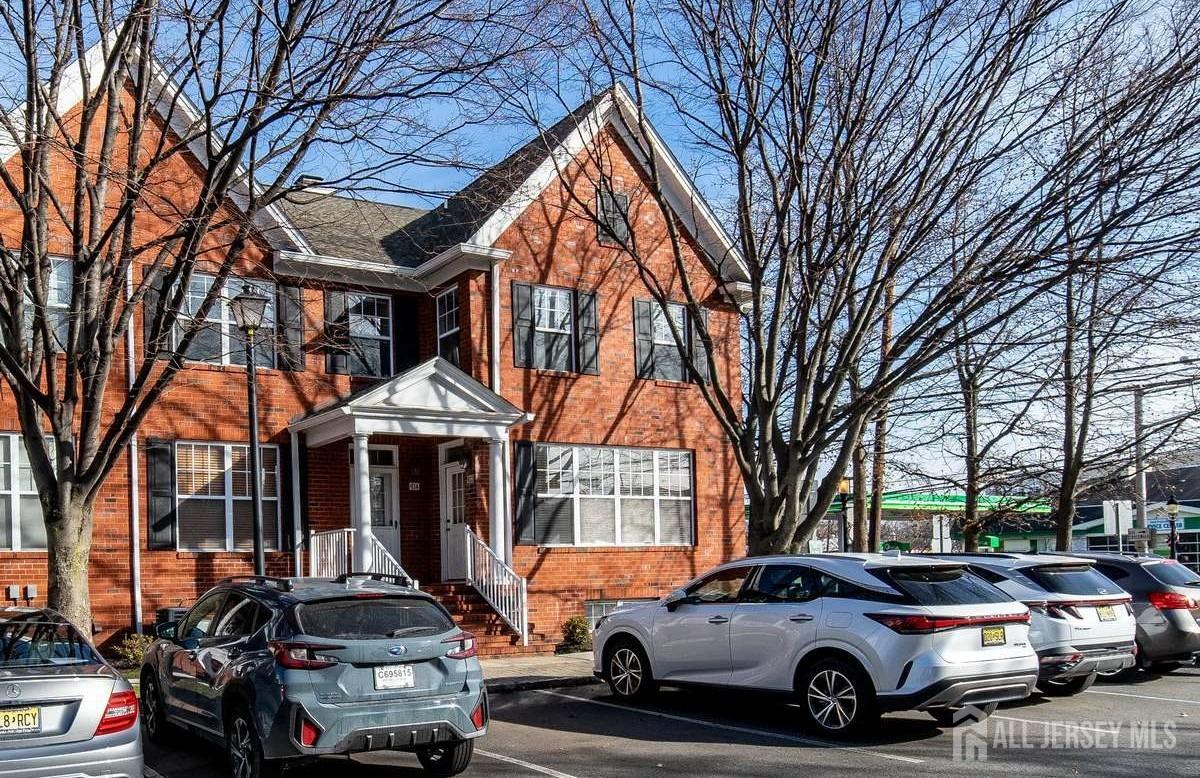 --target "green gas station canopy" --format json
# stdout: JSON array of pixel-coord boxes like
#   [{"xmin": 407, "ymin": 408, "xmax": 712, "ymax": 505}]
[{"xmin": 830, "ymin": 491, "xmax": 1051, "ymax": 515}]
